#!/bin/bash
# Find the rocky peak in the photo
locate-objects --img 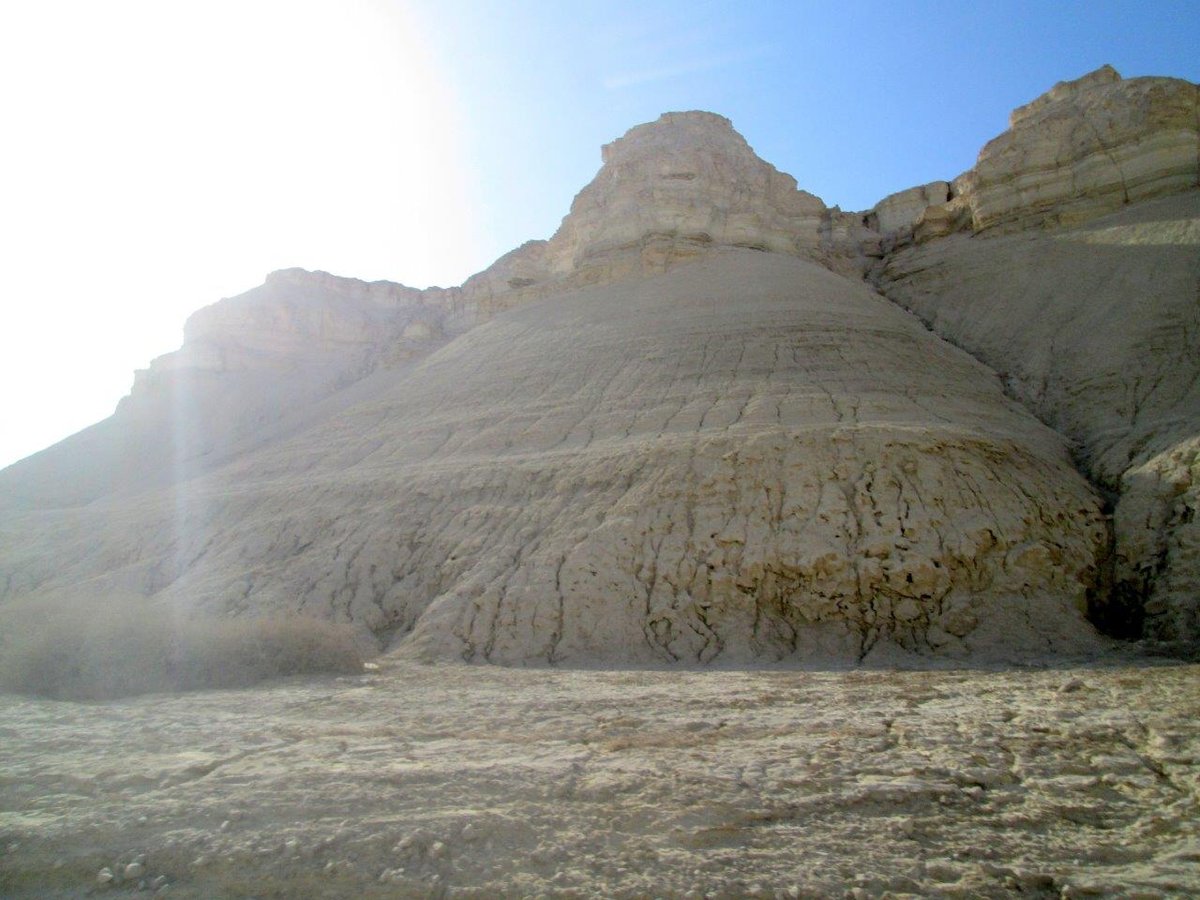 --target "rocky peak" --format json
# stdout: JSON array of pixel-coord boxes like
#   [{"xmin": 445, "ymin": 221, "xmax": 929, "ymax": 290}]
[
  {"xmin": 862, "ymin": 65, "xmax": 1199, "ymax": 244},
  {"xmin": 966, "ymin": 65, "xmax": 1199, "ymax": 232},
  {"xmin": 541, "ymin": 110, "xmax": 843, "ymax": 275},
  {"xmin": 598, "ymin": 110, "xmax": 742, "ymax": 164},
  {"xmin": 447, "ymin": 111, "xmax": 873, "ymax": 316},
  {"xmin": 1008, "ymin": 64, "xmax": 1122, "ymax": 127},
  {"xmin": 175, "ymin": 269, "xmax": 428, "ymax": 366},
  {"xmin": 115, "ymin": 68, "xmax": 1200, "ymax": 470}
]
